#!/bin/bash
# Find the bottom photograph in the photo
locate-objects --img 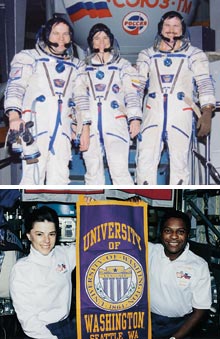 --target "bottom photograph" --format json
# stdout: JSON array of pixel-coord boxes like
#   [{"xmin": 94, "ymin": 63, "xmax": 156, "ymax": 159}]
[{"xmin": 0, "ymin": 188, "xmax": 219, "ymax": 339}]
